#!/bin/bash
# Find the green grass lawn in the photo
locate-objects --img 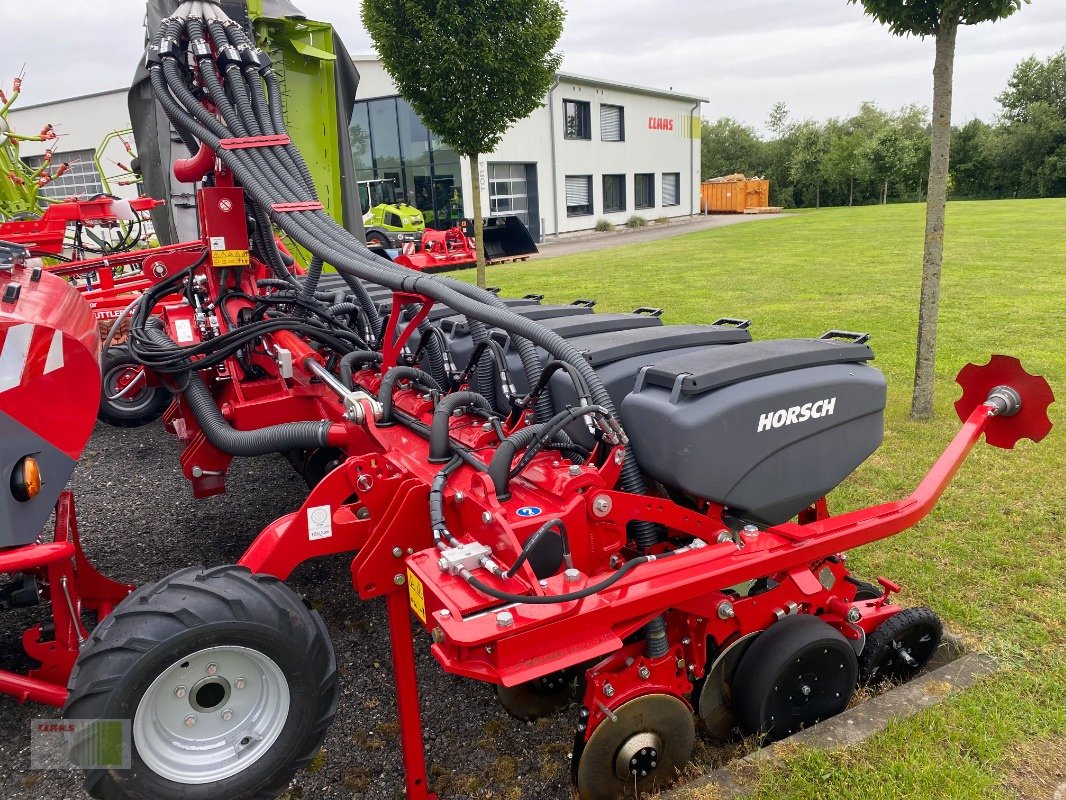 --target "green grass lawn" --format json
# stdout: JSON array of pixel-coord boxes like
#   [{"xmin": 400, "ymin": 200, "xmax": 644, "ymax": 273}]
[{"xmin": 467, "ymin": 199, "xmax": 1066, "ymax": 800}]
